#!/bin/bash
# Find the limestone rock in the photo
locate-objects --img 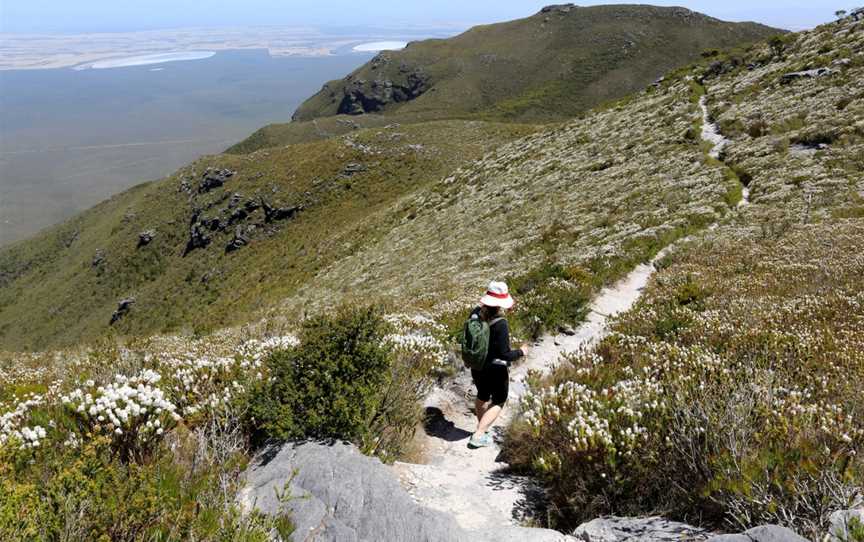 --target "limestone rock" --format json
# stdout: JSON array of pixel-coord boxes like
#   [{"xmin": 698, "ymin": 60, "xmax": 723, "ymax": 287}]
[
  {"xmin": 239, "ymin": 441, "xmax": 576, "ymax": 542},
  {"xmin": 572, "ymin": 516, "xmax": 709, "ymax": 542}
]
